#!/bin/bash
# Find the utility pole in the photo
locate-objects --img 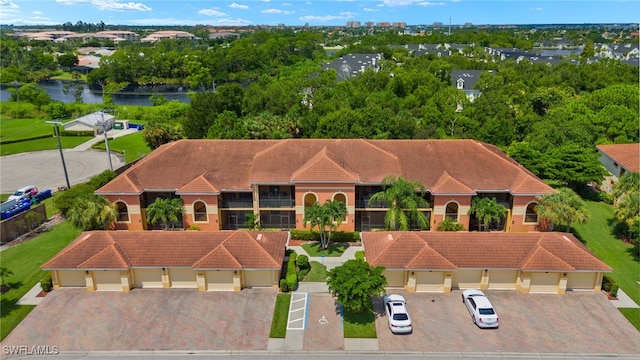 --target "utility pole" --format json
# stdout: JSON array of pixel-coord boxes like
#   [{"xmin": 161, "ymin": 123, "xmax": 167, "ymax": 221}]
[
  {"xmin": 46, "ymin": 121, "xmax": 71, "ymax": 190},
  {"xmin": 97, "ymin": 110, "xmax": 114, "ymax": 171},
  {"xmin": 448, "ymin": 17, "xmax": 452, "ymax": 36}
]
